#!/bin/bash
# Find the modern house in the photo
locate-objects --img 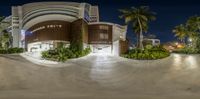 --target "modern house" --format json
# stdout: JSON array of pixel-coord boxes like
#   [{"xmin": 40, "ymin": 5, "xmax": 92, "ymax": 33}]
[
  {"xmin": 143, "ymin": 39, "xmax": 160, "ymax": 46},
  {"xmin": 11, "ymin": 2, "xmax": 128, "ymax": 56}
]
